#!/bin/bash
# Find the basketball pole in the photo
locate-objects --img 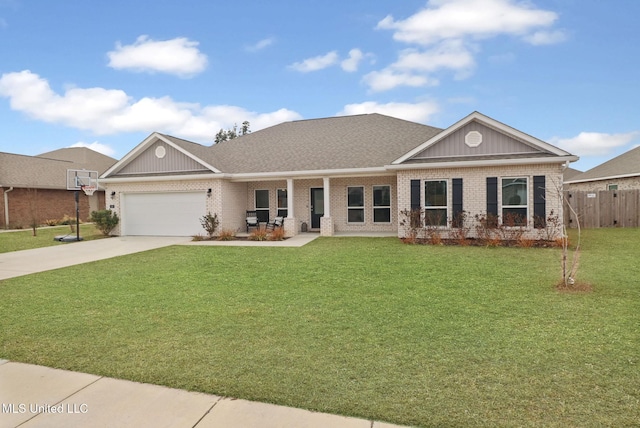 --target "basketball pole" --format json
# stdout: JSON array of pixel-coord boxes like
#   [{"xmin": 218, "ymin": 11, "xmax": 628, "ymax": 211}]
[{"xmin": 75, "ymin": 190, "xmax": 80, "ymax": 241}]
